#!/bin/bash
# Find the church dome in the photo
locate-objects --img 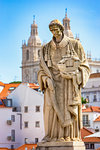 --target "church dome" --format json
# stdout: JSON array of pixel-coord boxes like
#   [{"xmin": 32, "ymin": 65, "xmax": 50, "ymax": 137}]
[
  {"xmin": 64, "ymin": 30, "xmax": 74, "ymax": 38},
  {"xmin": 28, "ymin": 35, "xmax": 41, "ymax": 45}
]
